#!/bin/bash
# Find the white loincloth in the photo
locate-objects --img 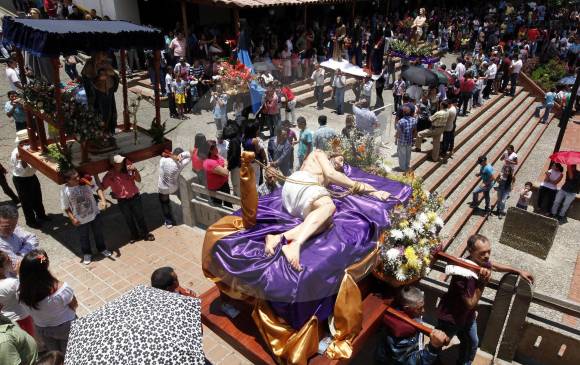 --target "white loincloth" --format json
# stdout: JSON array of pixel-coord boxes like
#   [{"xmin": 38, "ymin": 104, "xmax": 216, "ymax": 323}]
[{"xmin": 282, "ymin": 171, "xmax": 330, "ymax": 219}]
